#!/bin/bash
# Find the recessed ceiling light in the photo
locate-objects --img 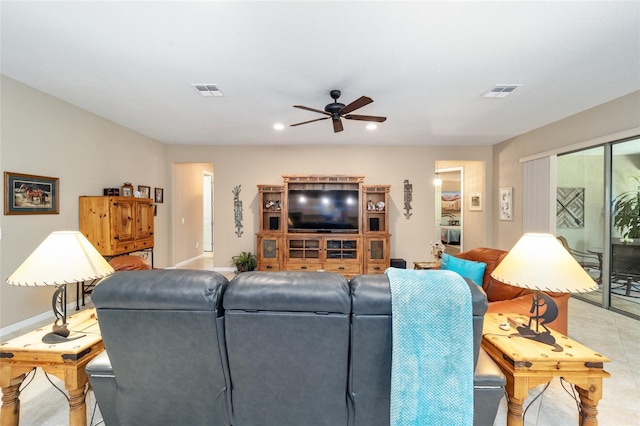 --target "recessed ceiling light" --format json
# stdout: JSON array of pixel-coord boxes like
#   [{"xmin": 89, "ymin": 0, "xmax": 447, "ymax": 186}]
[
  {"xmin": 482, "ymin": 84, "xmax": 522, "ymax": 98},
  {"xmin": 191, "ymin": 84, "xmax": 224, "ymax": 97},
  {"xmin": 273, "ymin": 123, "xmax": 285, "ymax": 131},
  {"xmin": 366, "ymin": 123, "xmax": 378, "ymax": 130}
]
